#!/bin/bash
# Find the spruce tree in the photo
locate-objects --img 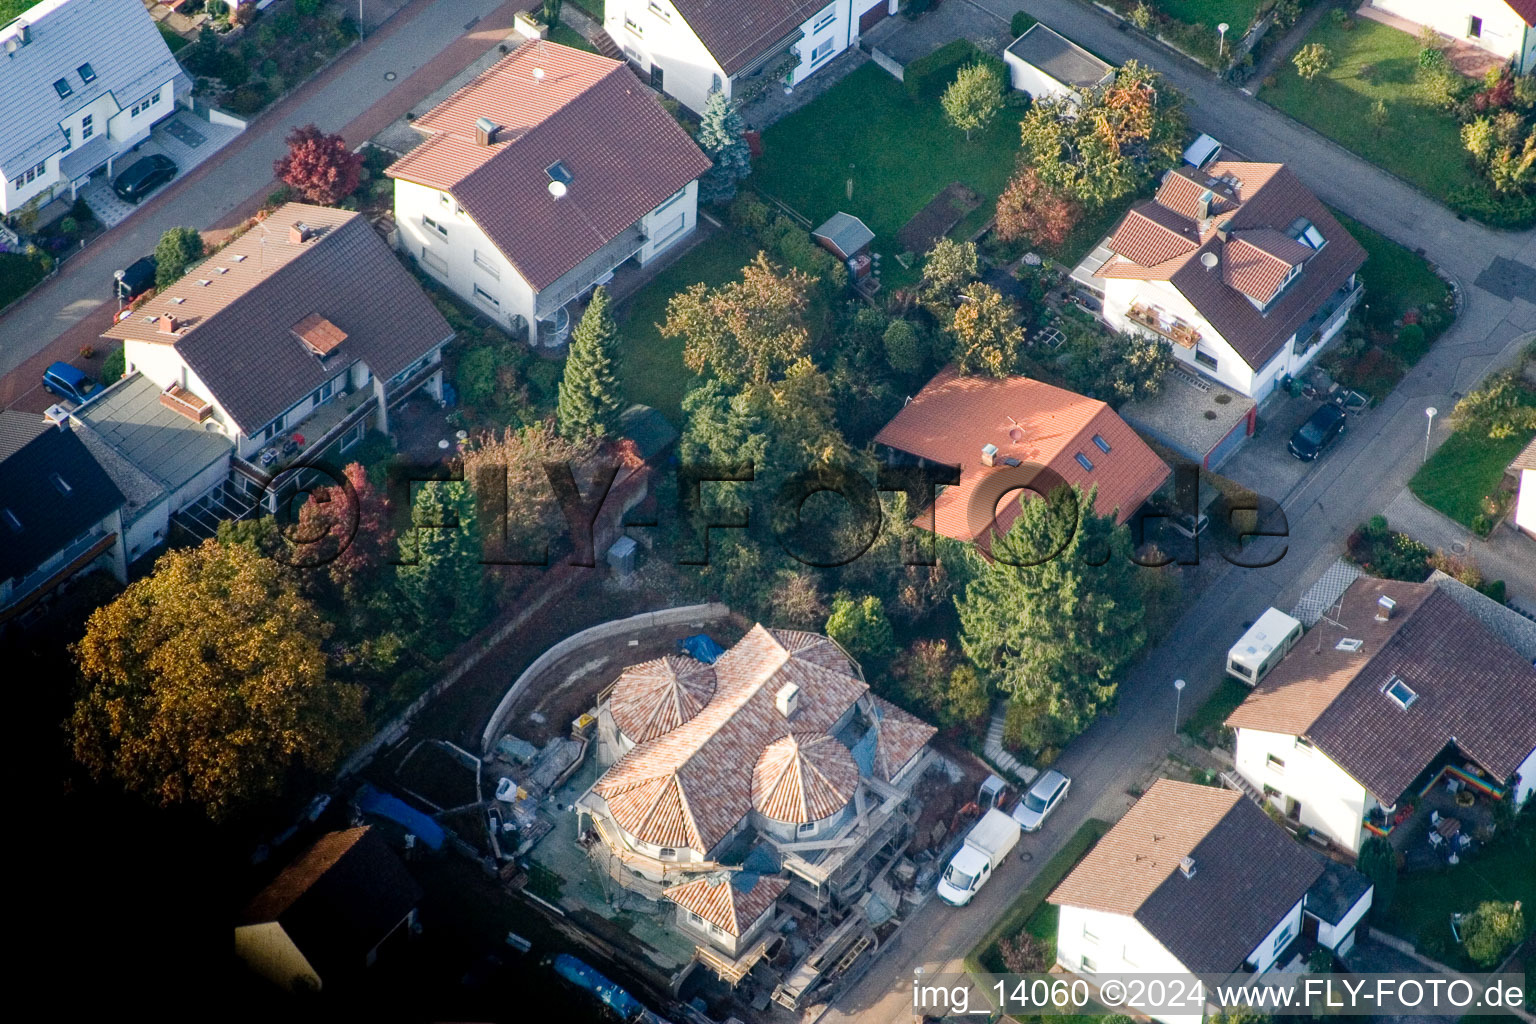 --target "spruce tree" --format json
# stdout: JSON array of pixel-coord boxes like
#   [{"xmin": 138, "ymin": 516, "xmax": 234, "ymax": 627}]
[
  {"xmin": 557, "ymin": 287, "xmax": 622, "ymax": 440},
  {"xmin": 696, "ymin": 90, "xmax": 752, "ymax": 203},
  {"xmin": 957, "ymin": 484, "xmax": 1146, "ymax": 750},
  {"xmin": 396, "ymin": 480, "xmax": 485, "ymax": 654}
]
